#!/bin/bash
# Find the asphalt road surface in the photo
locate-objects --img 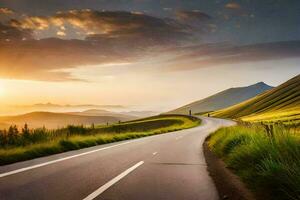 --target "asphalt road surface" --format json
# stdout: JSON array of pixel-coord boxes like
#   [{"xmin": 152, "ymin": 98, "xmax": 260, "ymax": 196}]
[{"xmin": 0, "ymin": 117, "xmax": 235, "ymax": 200}]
